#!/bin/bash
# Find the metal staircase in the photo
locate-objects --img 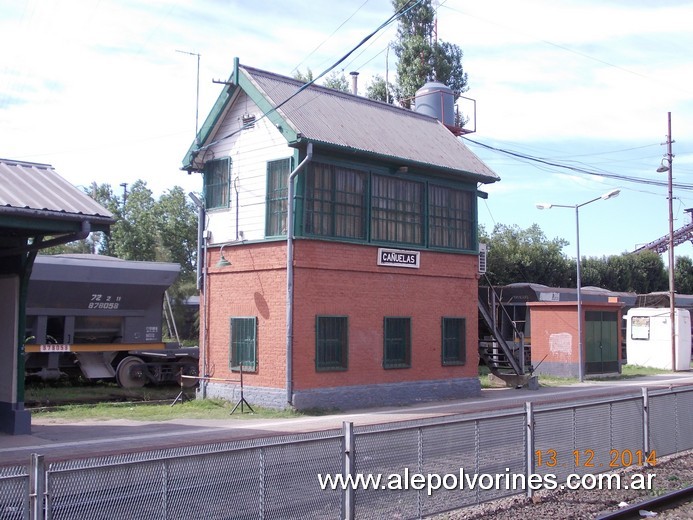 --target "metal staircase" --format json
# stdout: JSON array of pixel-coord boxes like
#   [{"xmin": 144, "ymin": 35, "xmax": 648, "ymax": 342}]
[{"xmin": 478, "ymin": 281, "xmax": 533, "ymax": 387}]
